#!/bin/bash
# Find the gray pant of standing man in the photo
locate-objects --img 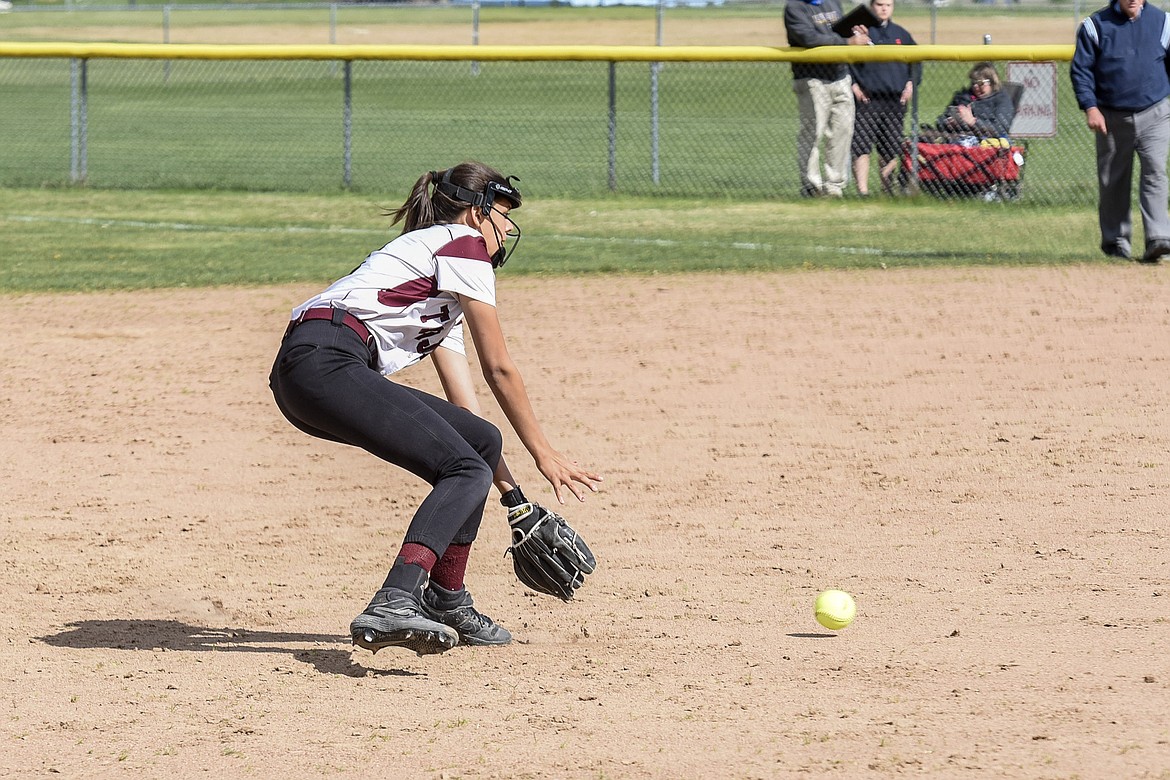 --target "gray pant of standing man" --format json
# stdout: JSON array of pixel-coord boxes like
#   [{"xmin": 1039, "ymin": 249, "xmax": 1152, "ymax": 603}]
[{"xmin": 1097, "ymin": 98, "xmax": 1170, "ymax": 261}]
